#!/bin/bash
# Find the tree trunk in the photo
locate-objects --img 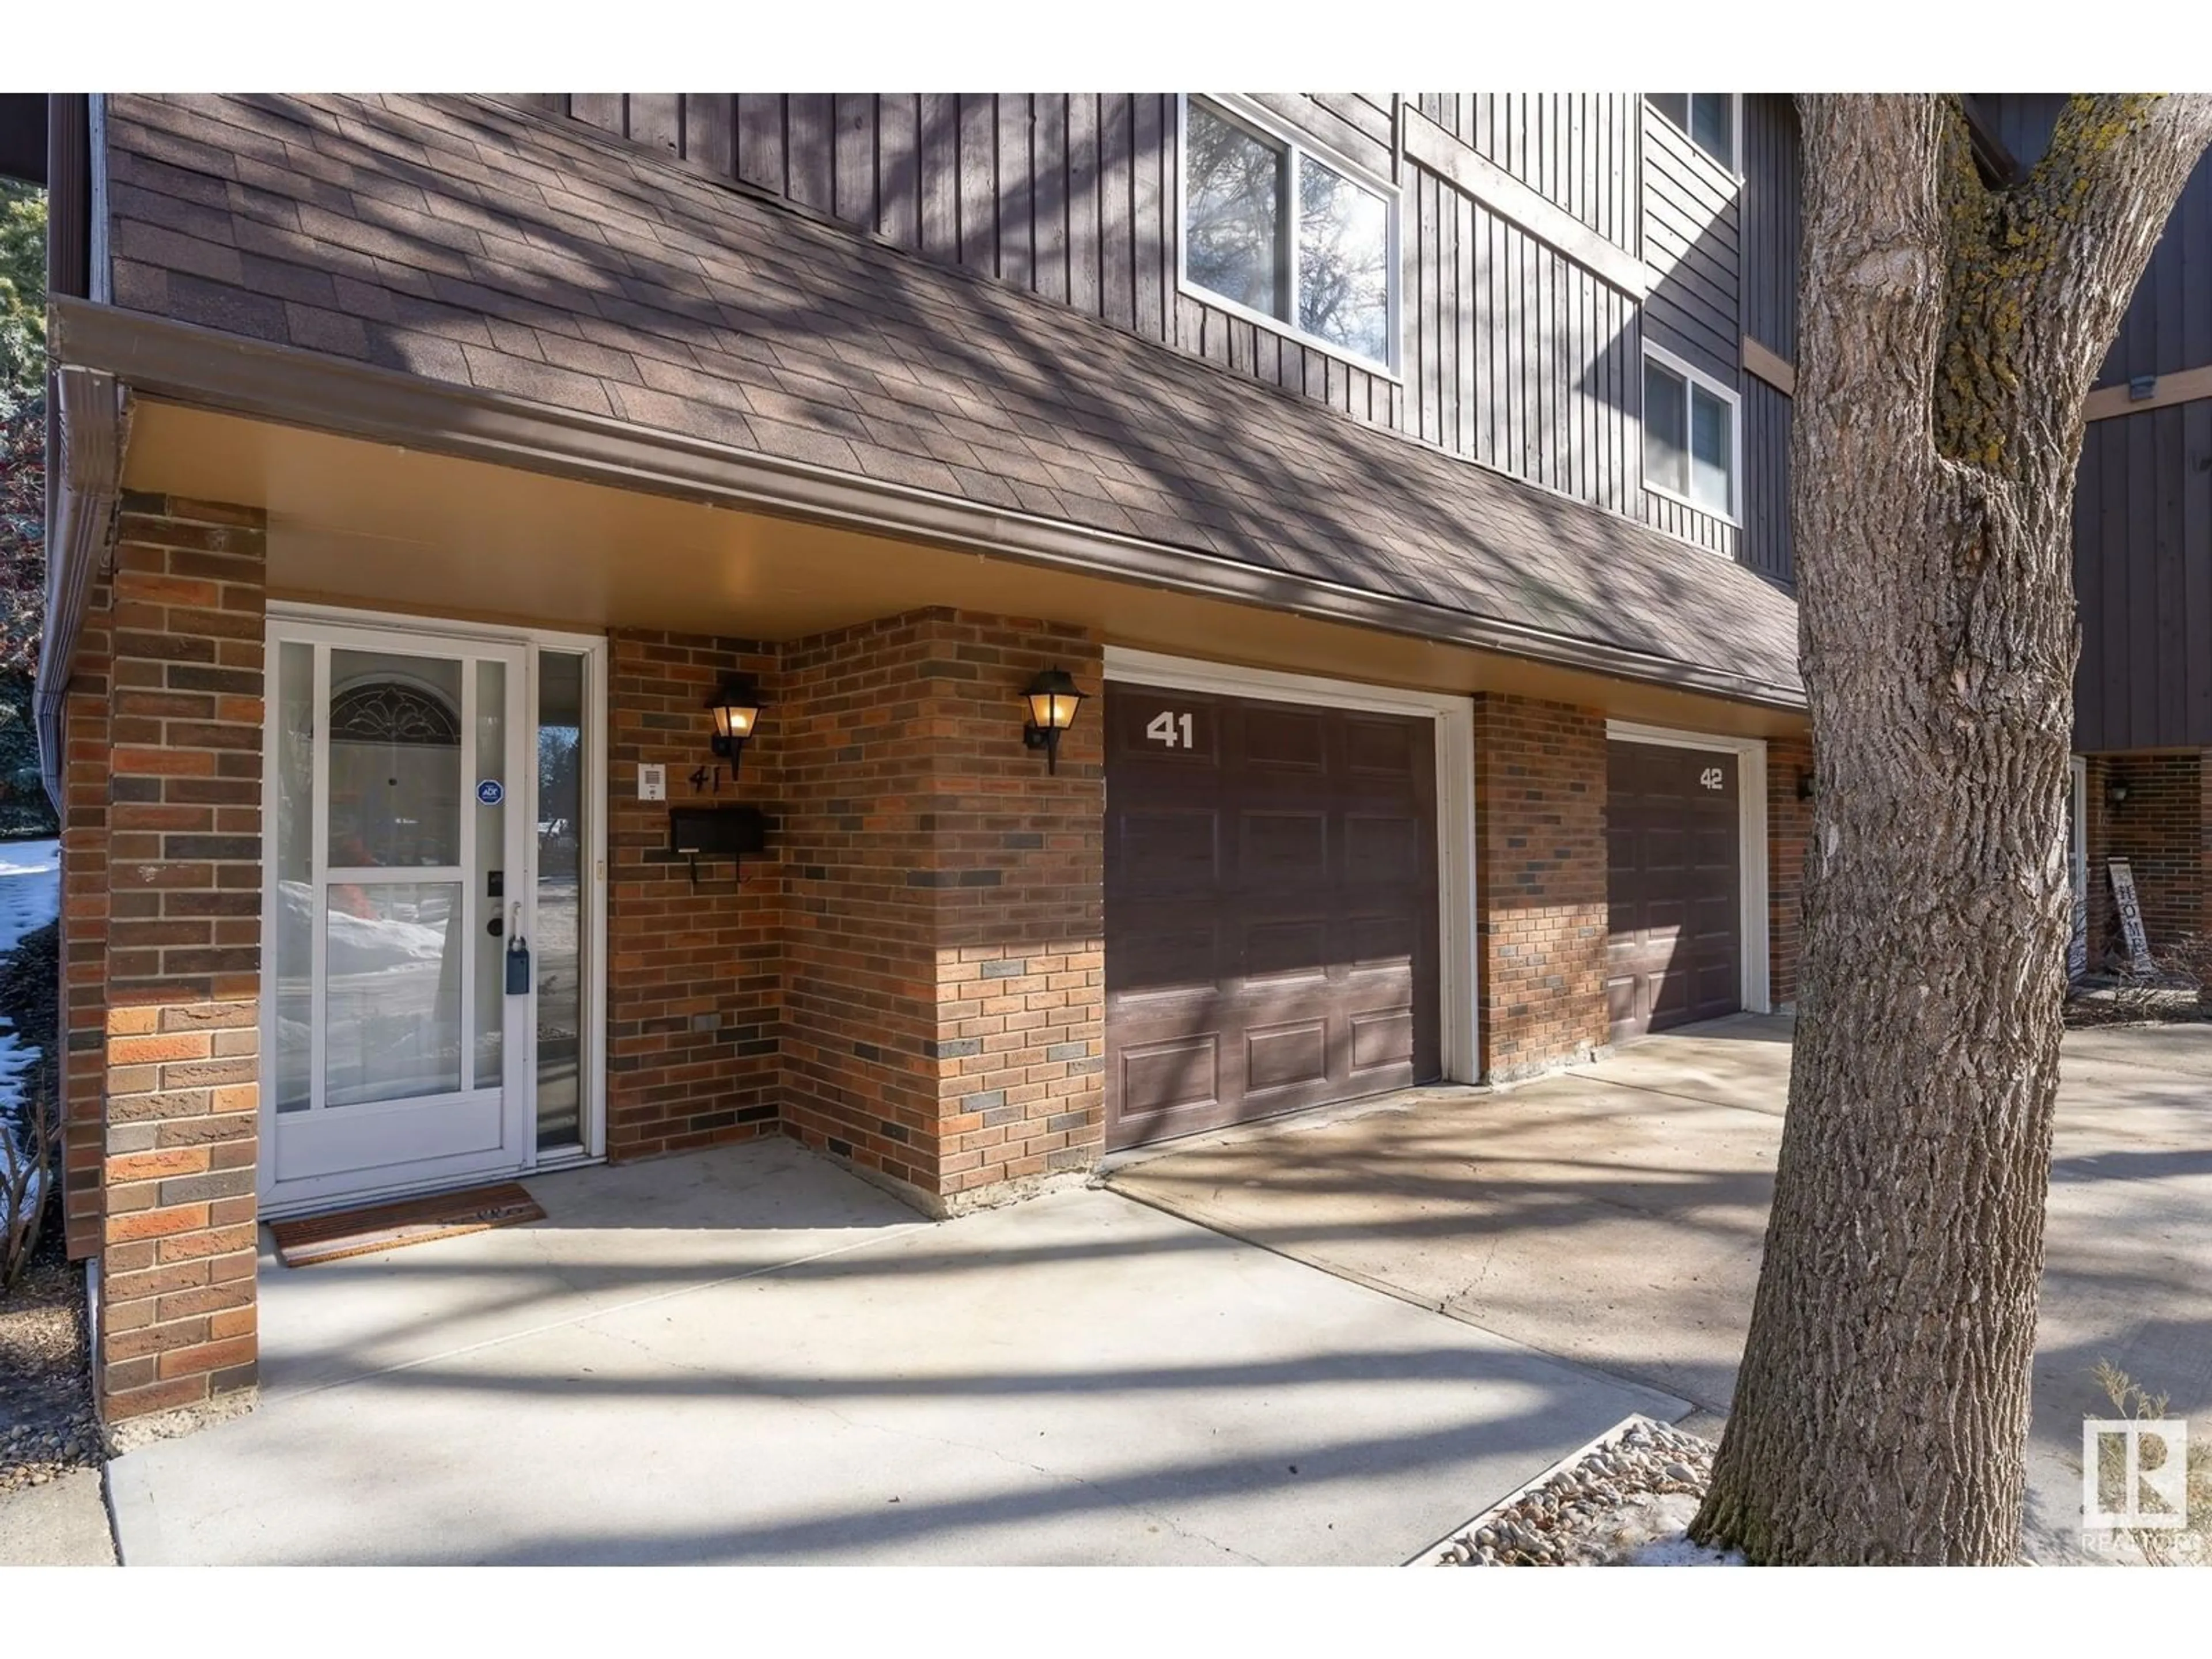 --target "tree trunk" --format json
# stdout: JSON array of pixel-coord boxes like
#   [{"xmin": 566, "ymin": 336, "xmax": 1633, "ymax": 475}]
[{"xmin": 1690, "ymin": 95, "xmax": 2212, "ymax": 1565}]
